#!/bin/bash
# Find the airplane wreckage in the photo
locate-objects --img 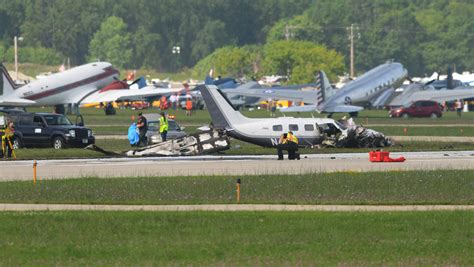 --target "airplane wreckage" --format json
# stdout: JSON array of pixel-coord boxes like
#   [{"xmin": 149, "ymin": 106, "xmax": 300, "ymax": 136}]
[{"xmin": 86, "ymin": 120, "xmax": 392, "ymax": 157}]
